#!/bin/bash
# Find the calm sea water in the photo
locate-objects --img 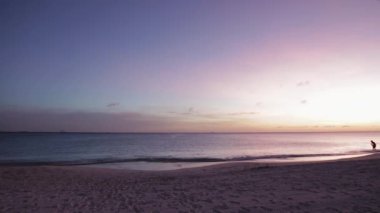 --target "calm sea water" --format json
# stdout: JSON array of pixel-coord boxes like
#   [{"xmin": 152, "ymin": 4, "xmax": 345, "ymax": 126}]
[{"xmin": 0, "ymin": 132, "xmax": 378, "ymax": 167}]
